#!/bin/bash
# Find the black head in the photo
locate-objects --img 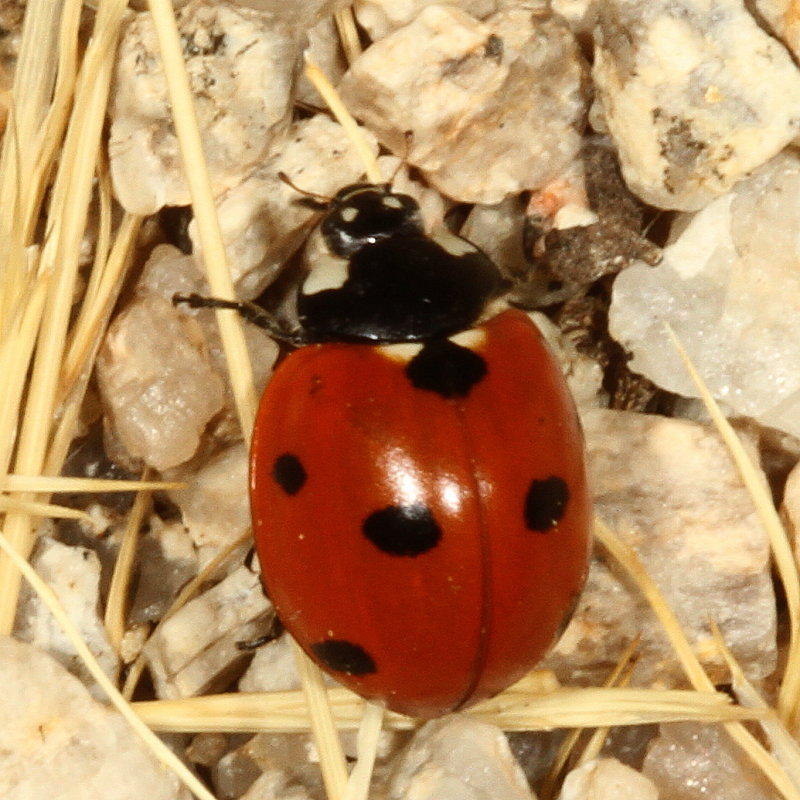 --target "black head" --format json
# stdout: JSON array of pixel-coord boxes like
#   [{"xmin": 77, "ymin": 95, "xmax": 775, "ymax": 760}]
[
  {"xmin": 321, "ymin": 184, "xmax": 424, "ymax": 257},
  {"xmin": 295, "ymin": 182, "xmax": 506, "ymax": 344}
]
